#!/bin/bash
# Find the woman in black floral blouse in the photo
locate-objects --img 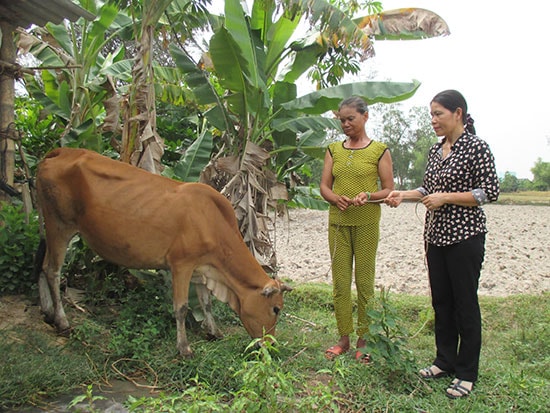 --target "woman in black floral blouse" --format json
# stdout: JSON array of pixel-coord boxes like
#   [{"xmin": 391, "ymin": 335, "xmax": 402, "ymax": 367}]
[{"xmin": 385, "ymin": 90, "xmax": 499, "ymax": 399}]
